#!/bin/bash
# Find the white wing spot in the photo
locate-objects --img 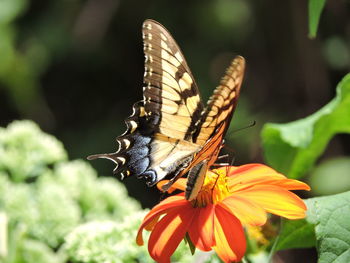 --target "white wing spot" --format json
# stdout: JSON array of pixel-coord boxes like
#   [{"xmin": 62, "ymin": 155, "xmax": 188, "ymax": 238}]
[
  {"xmin": 122, "ymin": 139, "xmax": 131, "ymax": 149},
  {"xmin": 129, "ymin": 120, "xmax": 138, "ymax": 133},
  {"xmin": 144, "ymin": 23, "xmax": 152, "ymax": 30},
  {"xmin": 117, "ymin": 157, "xmax": 126, "ymax": 164}
]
